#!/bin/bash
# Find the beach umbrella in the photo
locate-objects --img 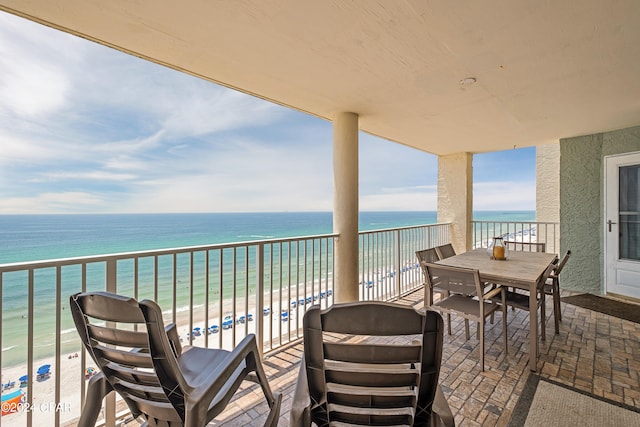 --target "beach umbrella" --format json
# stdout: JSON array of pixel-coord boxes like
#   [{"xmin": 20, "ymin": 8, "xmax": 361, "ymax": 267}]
[{"xmin": 37, "ymin": 364, "xmax": 50, "ymax": 375}]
